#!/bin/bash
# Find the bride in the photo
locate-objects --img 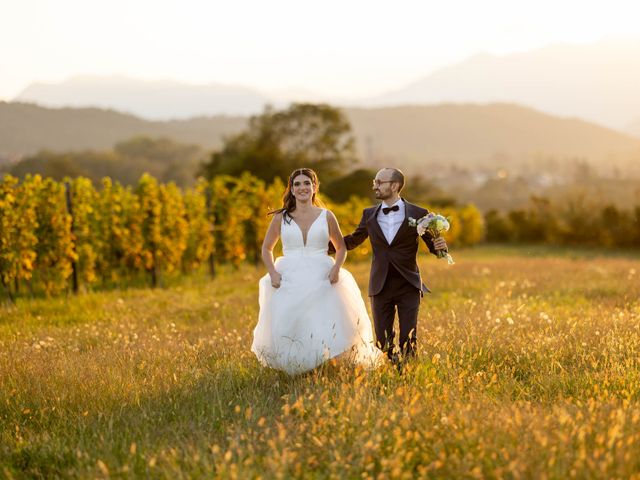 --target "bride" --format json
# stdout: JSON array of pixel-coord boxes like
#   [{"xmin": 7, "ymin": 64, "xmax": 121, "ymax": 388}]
[{"xmin": 251, "ymin": 168, "xmax": 381, "ymax": 375}]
